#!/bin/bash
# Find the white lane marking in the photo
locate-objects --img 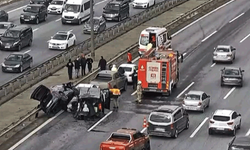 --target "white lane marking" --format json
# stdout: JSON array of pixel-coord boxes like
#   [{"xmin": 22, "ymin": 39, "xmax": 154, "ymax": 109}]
[
  {"xmin": 132, "ymin": 56, "xmax": 140, "ymax": 63},
  {"xmin": 131, "ymin": 91, "xmax": 137, "ymax": 96},
  {"xmin": 245, "ymin": 129, "xmax": 250, "ymax": 136},
  {"xmin": 95, "ymin": 0, "xmax": 108, "ymax": 5},
  {"xmin": 24, "ymin": 50, "xmax": 31, "ymax": 53},
  {"xmin": 33, "ymin": 28, "xmax": 39, "ymax": 32},
  {"xmin": 201, "ymin": 31, "xmax": 217, "ymax": 42},
  {"xmin": 223, "ymin": 87, "xmax": 236, "ymax": 99},
  {"xmin": 190, "ymin": 117, "xmax": 208, "ymax": 138},
  {"xmin": 171, "ymin": 0, "xmax": 235, "ymax": 37},
  {"xmin": 88, "ymin": 111, "xmax": 113, "ymax": 132},
  {"xmin": 211, "ymin": 63, "xmax": 216, "ymax": 67},
  {"xmin": 141, "ymin": 127, "xmax": 147, "ymax": 133},
  {"xmin": 240, "ymin": 33, "xmax": 250, "ymax": 43},
  {"xmin": 8, "ymin": 110, "xmax": 64, "ymax": 150},
  {"xmin": 229, "ymin": 13, "xmax": 245, "ymax": 23},
  {"xmin": 176, "ymin": 82, "xmax": 195, "ymax": 98},
  {"xmin": 7, "ymin": 5, "xmax": 27, "ymax": 13},
  {"xmin": 55, "ymin": 18, "xmax": 61, "ymax": 22}
]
